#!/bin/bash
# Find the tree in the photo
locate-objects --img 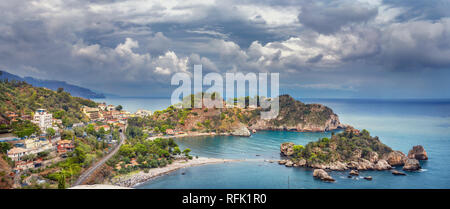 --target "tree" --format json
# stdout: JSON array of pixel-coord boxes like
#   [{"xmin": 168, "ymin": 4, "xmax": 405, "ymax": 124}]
[
  {"xmin": 119, "ymin": 144, "xmax": 135, "ymax": 158},
  {"xmin": 85, "ymin": 124, "xmax": 96, "ymax": 136},
  {"xmin": 57, "ymin": 172, "xmax": 66, "ymax": 189},
  {"xmin": 0, "ymin": 142, "xmax": 12, "ymax": 154},
  {"xmin": 61, "ymin": 130, "xmax": 74, "ymax": 140},
  {"xmin": 173, "ymin": 146, "xmax": 181, "ymax": 155},
  {"xmin": 11, "ymin": 120, "xmax": 40, "ymax": 138},
  {"xmin": 182, "ymin": 148, "xmax": 191, "ymax": 156},
  {"xmin": 57, "ymin": 87, "xmax": 64, "ymax": 93},
  {"xmin": 97, "ymin": 127, "xmax": 106, "ymax": 139},
  {"xmin": 73, "ymin": 126, "xmax": 84, "ymax": 137},
  {"xmin": 115, "ymin": 105, "xmax": 123, "ymax": 111},
  {"xmin": 46, "ymin": 127, "xmax": 56, "ymax": 139}
]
